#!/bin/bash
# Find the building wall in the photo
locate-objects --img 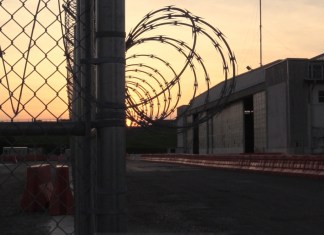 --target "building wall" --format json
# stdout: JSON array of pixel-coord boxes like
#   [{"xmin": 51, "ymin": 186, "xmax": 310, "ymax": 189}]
[
  {"xmin": 199, "ymin": 112, "xmax": 208, "ymax": 154},
  {"xmin": 287, "ymin": 60, "xmax": 310, "ymax": 153},
  {"xmin": 253, "ymin": 91, "xmax": 267, "ymax": 152},
  {"xmin": 266, "ymin": 62, "xmax": 289, "ymax": 153},
  {"xmin": 186, "ymin": 115, "xmax": 194, "ymax": 154},
  {"xmin": 176, "ymin": 125, "xmax": 185, "ymax": 153},
  {"xmin": 177, "ymin": 57, "xmax": 324, "ymax": 155},
  {"xmin": 176, "ymin": 116, "xmax": 185, "ymax": 152},
  {"xmin": 198, "ymin": 113, "xmax": 214, "ymax": 154},
  {"xmin": 207, "ymin": 117, "xmax": 214, "ymax": 154},
  {"xmin": 176, "ymin": 106, "xmax": 188, "ymax": 153},
  {"xmin": 265, "ymin": 59, "xmax": 323, "ymax": 154},
  {"xmin": 311, "ymin": 84, "xmax": 324, "ymax": 153},
  {"xmin": 211, "ymin": 101, "xmax": 244, "ymax": 154}
]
